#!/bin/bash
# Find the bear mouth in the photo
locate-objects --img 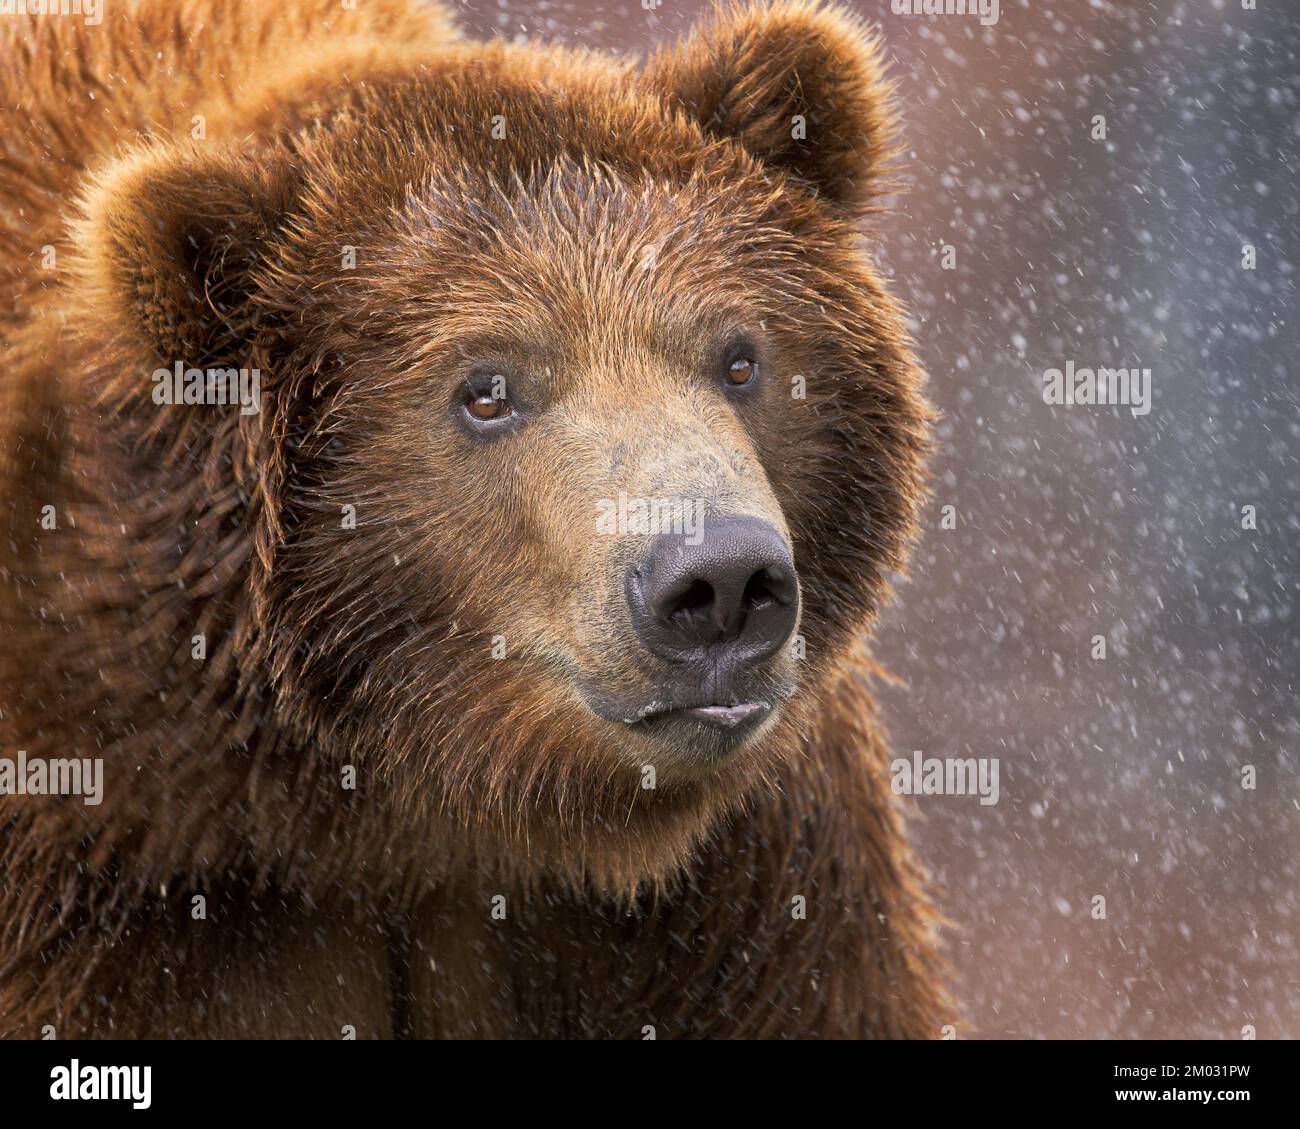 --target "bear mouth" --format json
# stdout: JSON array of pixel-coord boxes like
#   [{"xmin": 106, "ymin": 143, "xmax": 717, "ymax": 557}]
[
  {"xmin": 630, "ymin": 701, "xmax": 771, "ymax": 731},
  {"xmin": 574, "ymin": 673, "xmax": 794, "ymax": 752}
]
